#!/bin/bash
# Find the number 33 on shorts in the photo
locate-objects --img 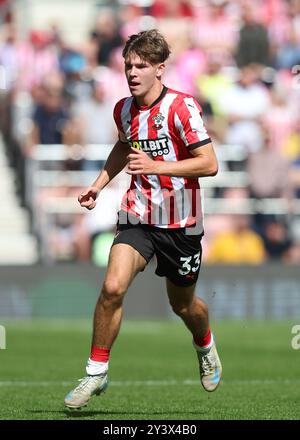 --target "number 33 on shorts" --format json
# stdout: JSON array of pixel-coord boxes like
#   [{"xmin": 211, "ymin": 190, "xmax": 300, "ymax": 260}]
[{"xmin": 178, "ymin": 252, "xmax": 201, "ymax": 276}]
